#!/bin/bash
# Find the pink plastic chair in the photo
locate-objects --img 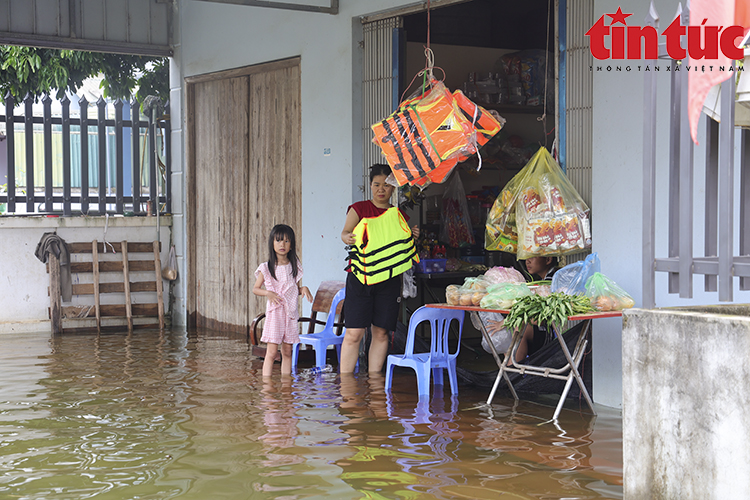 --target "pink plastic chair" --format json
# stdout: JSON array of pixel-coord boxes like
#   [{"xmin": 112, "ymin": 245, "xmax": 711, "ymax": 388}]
[{"xmin": 385, "ymin": 306, "xmax": 465, "ymax": 397}]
